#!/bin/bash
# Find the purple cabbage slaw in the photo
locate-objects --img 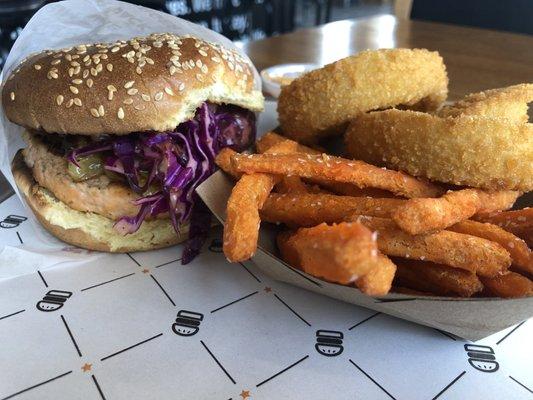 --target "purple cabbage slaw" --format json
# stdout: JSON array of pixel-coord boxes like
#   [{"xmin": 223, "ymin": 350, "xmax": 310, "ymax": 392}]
[{"xmin": 68, "ymin": 102, "xmax": 255, "ymax": 263}]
